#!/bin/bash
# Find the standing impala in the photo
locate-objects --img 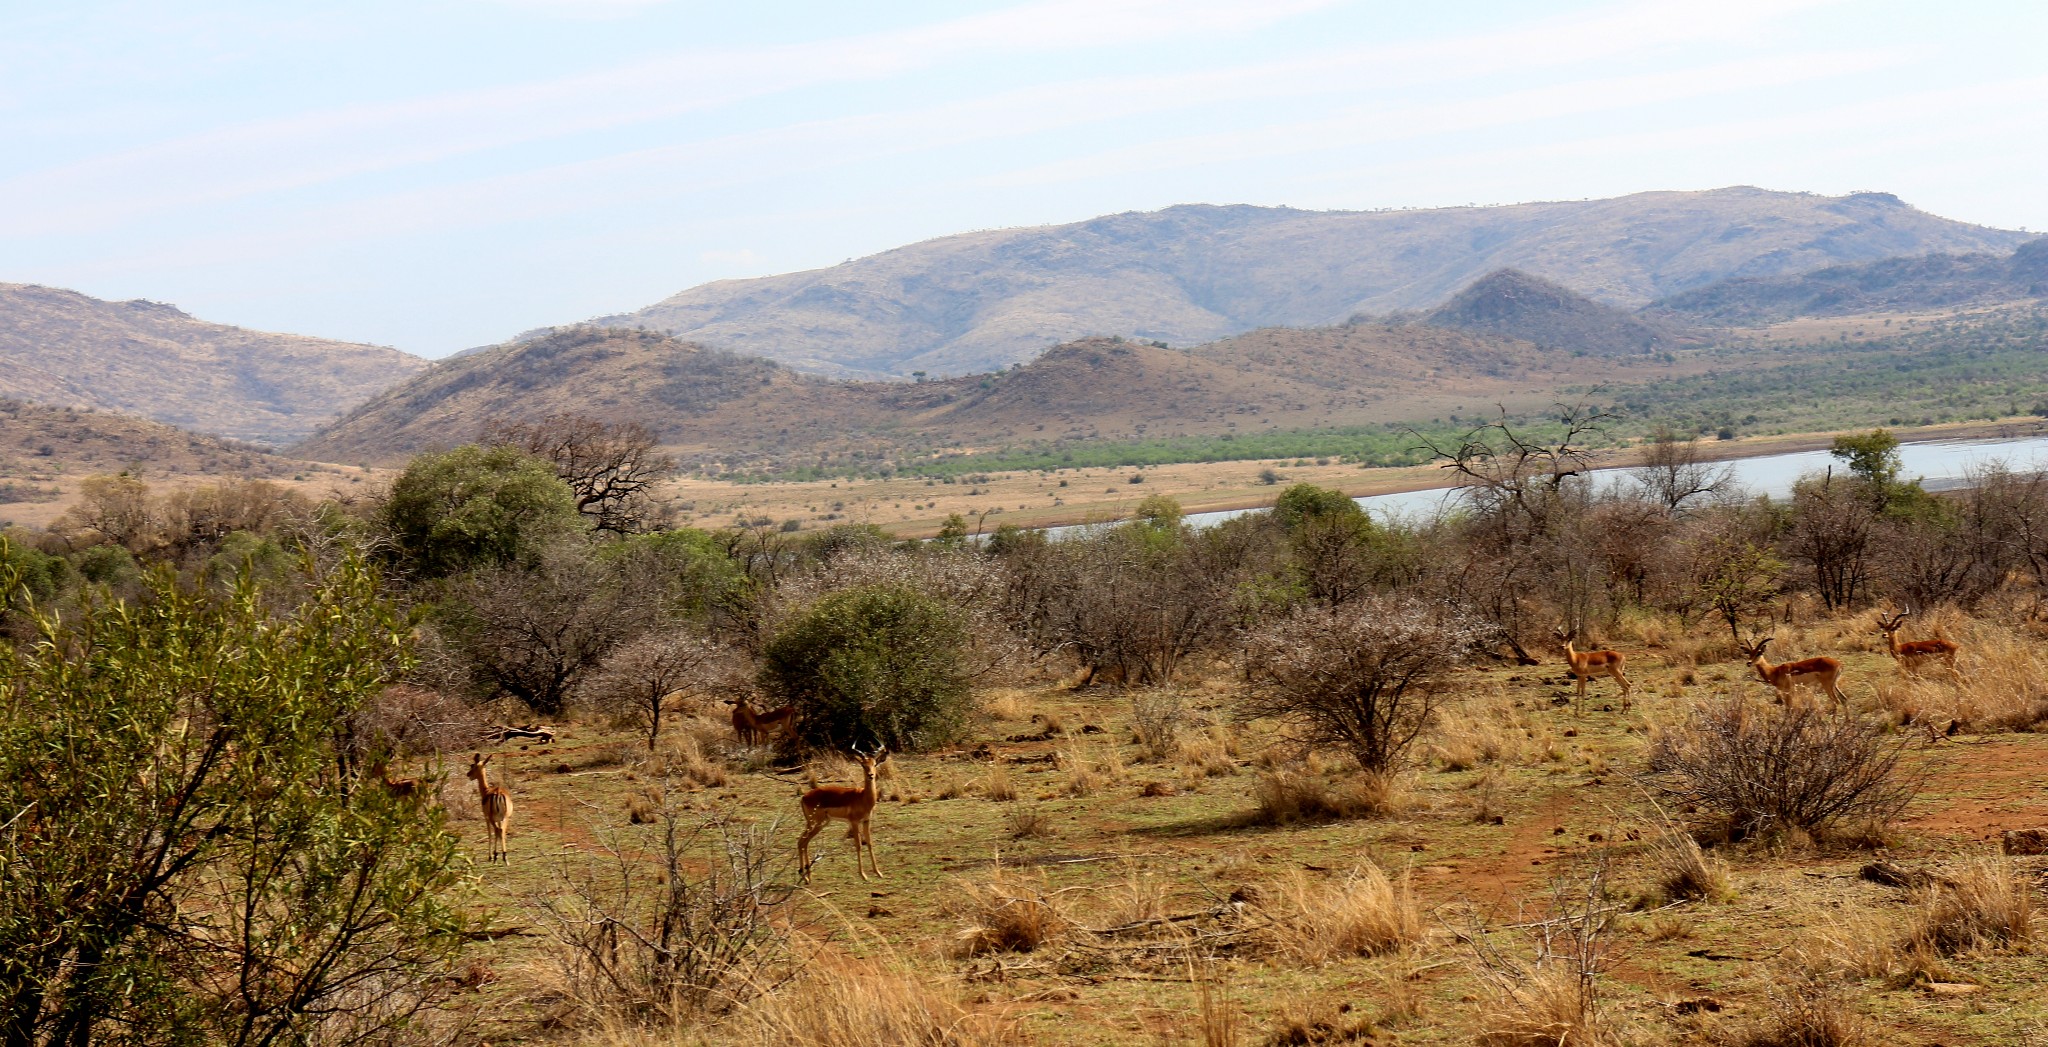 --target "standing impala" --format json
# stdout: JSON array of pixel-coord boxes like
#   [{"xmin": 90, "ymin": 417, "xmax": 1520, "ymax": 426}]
[
  {"xmin": 1552, "ymin": 627, "xmax": 1632, "ymax": 714},
  {"xmin": 1739, "ymin": 635, "xmax": 1846, "ymax": 707},
  {"xmin": 467, "ymin": 753, "xmax": 514, "ymax": 864},
  {"xmin": 797, "ymin": 747, "xmax": 884, "ymax": 883},
  {"xmin": 1874, "ymin": 608, "xmax": 1961, "ymax": 677}
]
